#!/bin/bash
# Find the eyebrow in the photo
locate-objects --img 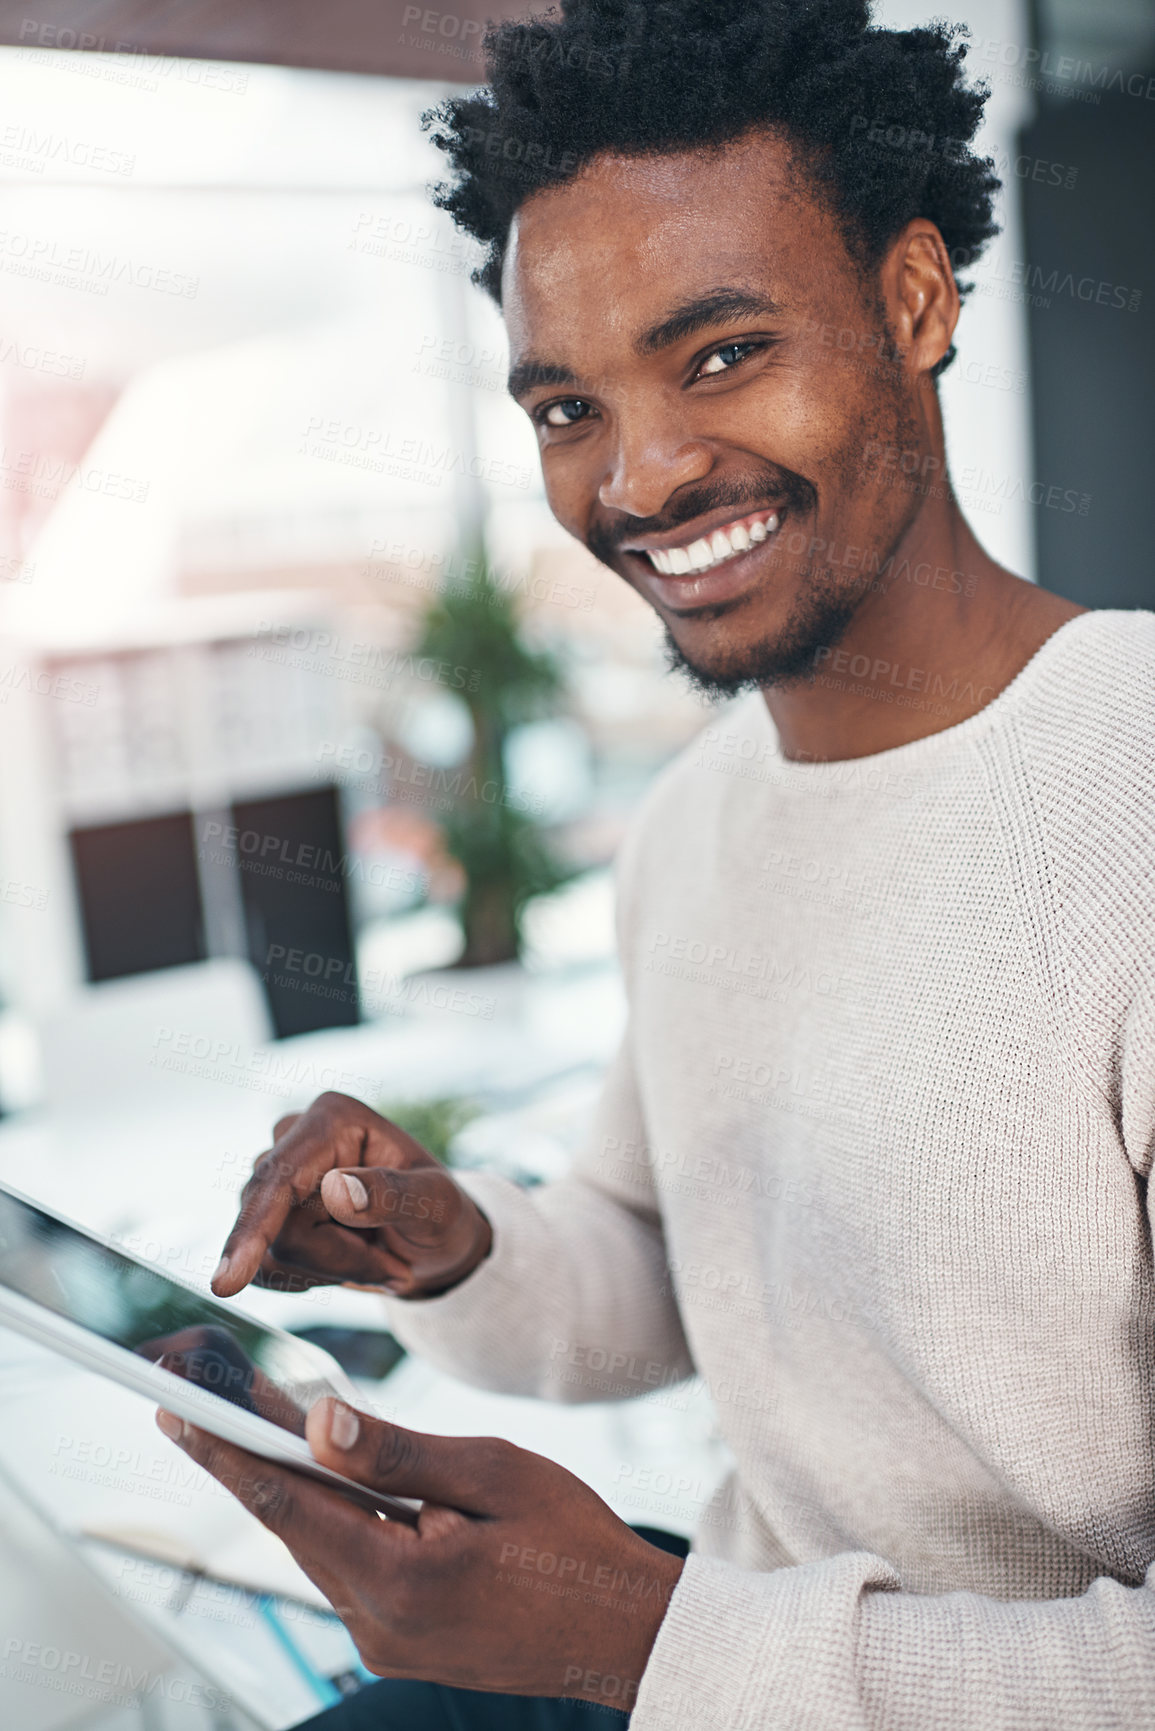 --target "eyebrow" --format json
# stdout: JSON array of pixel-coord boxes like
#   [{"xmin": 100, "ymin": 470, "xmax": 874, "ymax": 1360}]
[
  {"xmin": 507, "ymin": 286, "xmax": 785, "ymax": 400},
  {"xmin": 507, "ymin": 358, "xmax": 578, "ymax": 400},
  {"xmin": 636, "ymin": 287, "xmax": 785, "ymax": 355}
]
